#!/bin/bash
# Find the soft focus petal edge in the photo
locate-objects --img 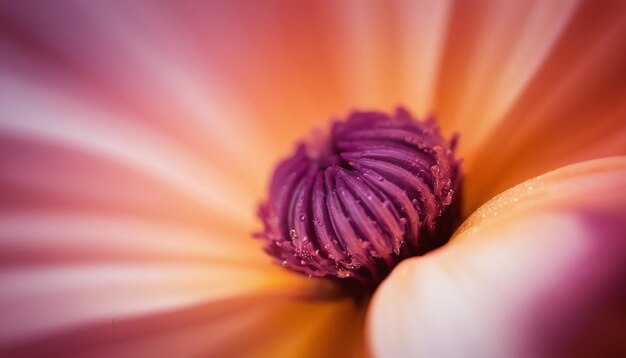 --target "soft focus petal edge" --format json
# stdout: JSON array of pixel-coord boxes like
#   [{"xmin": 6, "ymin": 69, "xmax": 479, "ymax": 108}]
[{"xmin": 367, "ymin": 156, "xmax": 626, "ymax": 358}]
